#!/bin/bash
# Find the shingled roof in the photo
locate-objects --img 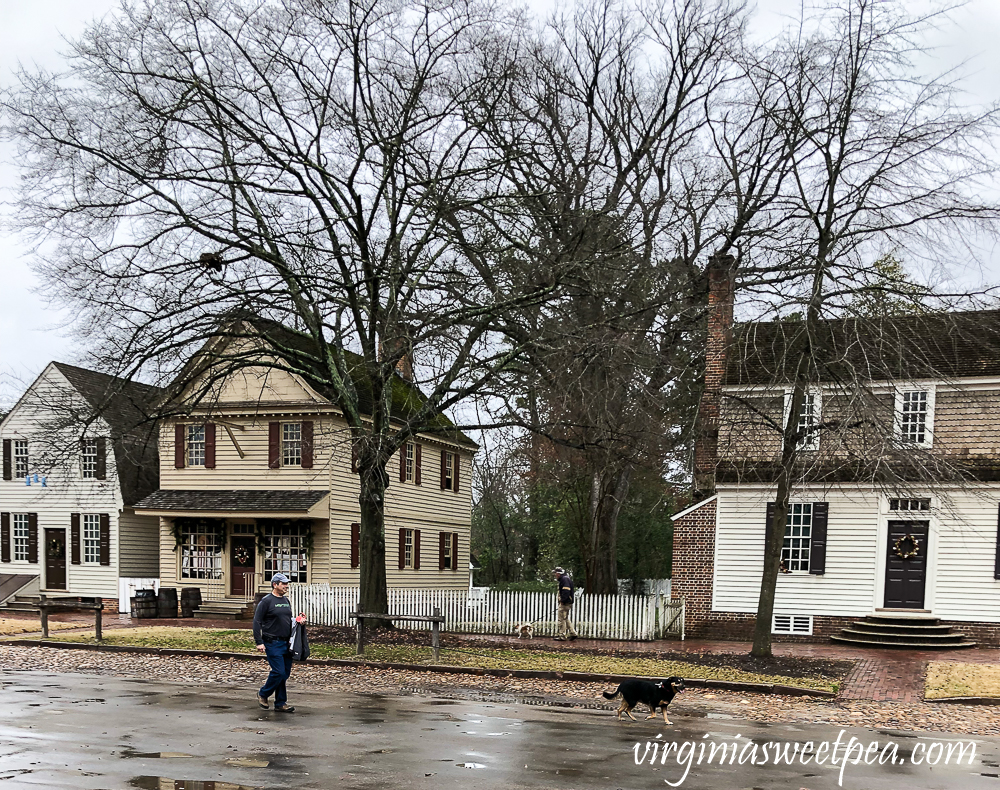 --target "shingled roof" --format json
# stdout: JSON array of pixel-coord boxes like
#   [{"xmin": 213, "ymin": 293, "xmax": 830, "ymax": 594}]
[
  {"xmin": 725, "ymin": 309, "xmax": 1000, "ymax": 386},
  {"xmin": 134, "ymin": 489, "xmax": 328, "ymax": 513},
  {"xmin": 52, "ymin": 362, "xmax": 163, "ymax": 506}
]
